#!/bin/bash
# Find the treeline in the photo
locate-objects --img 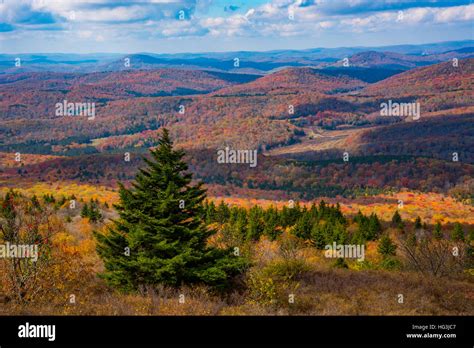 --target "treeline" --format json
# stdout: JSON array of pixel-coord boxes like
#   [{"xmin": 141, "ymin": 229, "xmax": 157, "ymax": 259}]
[
  {"xmin": 5, "ymin": 150, "xmax": 474, "ymax": 201},
  {"xmin": 203, "ymin": 200, "xmax": 380, "ymax": 247},
  {"xmin": 203, "ymin": 200, "xmax": 473, "ymax": 248}
]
